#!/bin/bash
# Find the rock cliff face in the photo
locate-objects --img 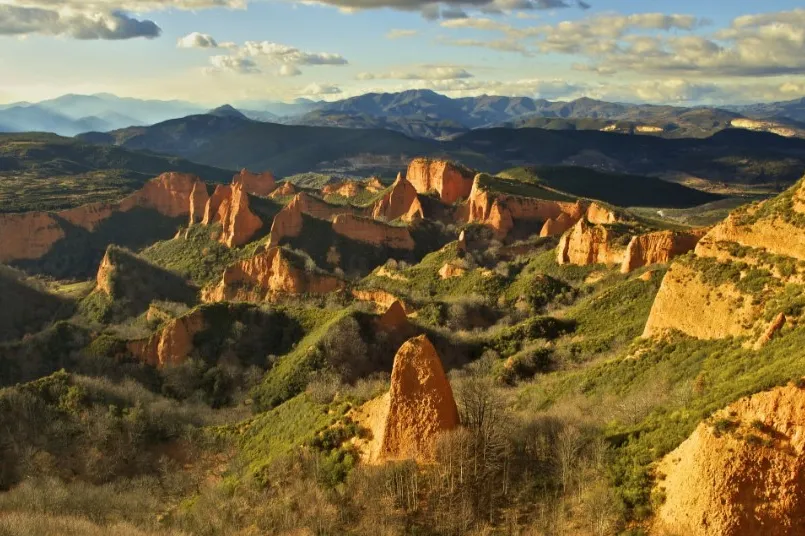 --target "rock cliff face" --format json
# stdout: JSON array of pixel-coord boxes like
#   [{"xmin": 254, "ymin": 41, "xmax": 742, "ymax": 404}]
[
  {"xmin": 371, "ymin": 175, "xmax": 424, "ymax": 222},
  {"xmin": 269, "ymin": 182, "xmax": 297, "ymax": 198},
  {"xmin": 202, "ymin": 185, "xmax": 232, "ymax": 225},
  {"xmin": 332, "ymin": 214, "xmax": 415, "ymax": 250},
  {"xmin": 352, "ymin": 288, "xmax": 412, "ymax": 314},
  {"xmin": 377, "ymin": 301, "xmax": 409, "ymax": 332},
  {"xmin": 406, "ymin": 158, "xmax": 475, "ymax": 204},
  {"xmin": 540, "ymin": 212, "xmax": 575, "ymax": 237},
  {"xmin": 127, "ymin": 310, "xmax": 206, "ymax": 367},
  {"xmin": 0, "ymin": 173, "xmax": 207, "ymax": 264},
  {"xmin": 219, "ymin": 184, "xmax": 263, "ymax": 247},
  {"xmin": 379, "ymin": 335, "xmax": 460, "ymax": 462},
  {"xmin": 203, "ymin": 247, "xmax": 344, "ymax": 302},
  {"xmin": 232, "ymin": 169, "xmax": 276, "ymax": 197},
  {"xmin": 653, "ymin": 383, "xmax": 805, "ymax": 536},
  {"xmin": 557, "ymin": 218, "xmax": 627, "ymax": 266},
  {"xmin": 644, "ymin": 178, "xmax": 805, "ymax": 341},
  {"xmin": 438, "ymin": 263, "xmax": 467, "ymax": 279},
  {"xmin": 268, "ymin": 194, "xmax": 305, "ymax": 248},
  {"xmin": 95, "ymin": 249, "xmax": 116, "ymax": 295},
  {"xmin": 621, "ymin": 230, "xmax": 706, "ymax": 273},
  {"xmin": 0, "ymin": 212, "xmax": 66, "ymax": 263},
  {"xmin": 586, "ymin": 202, "xmax": 619, "ymax": 225},
  {"xmin": 322, "ymin": 180, "xmax": 362, "ymax": 197}
]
